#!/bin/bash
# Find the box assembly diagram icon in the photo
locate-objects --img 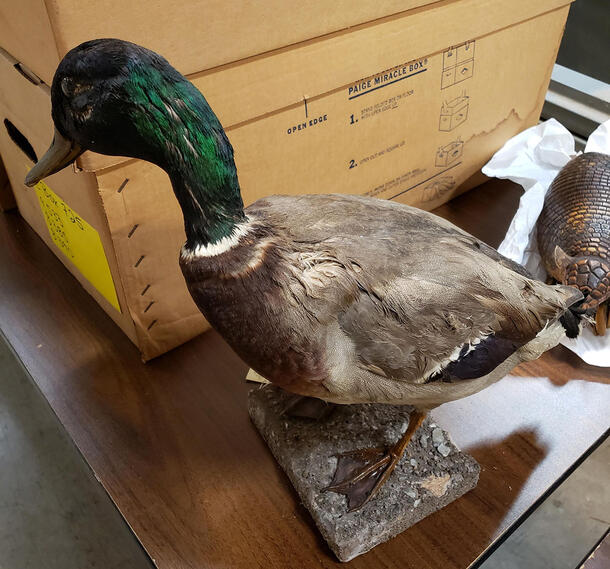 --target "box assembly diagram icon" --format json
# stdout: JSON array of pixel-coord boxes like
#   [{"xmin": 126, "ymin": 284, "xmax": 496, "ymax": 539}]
[
  {"xmin": 439, "ymin": 93, "xmax": 469, "ymax": 131},
  {"xmin": 435, "ymin": 139, "xmax": 464, "ymax": 166},
  {"xmin": 441, "ymin": 41, "xmax": 475, "ymax": 89}
]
